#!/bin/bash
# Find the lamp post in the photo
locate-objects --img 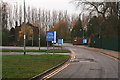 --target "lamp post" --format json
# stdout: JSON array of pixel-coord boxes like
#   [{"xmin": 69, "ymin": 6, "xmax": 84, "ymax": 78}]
[
  {"xmin": 32, "ymin": 28, "xmax": 33, "ymax": 46},
  {"xmin": 82, "ymin": 28, "xmax": 85, "ymax": 45},
  {"xmin": 38, "ymin": 23, "xmax": 41, "ymax": 50},
  {"xmin": 80, "ymin": 28, "xmax": 84, "ymax": 45},
  {"xmin": 118, "ymin": 0, "xmax": 120, "ymax": 19},
  {"xmin": 23, "ymin": 0, "xmax": 26, "ymax": 55}
]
